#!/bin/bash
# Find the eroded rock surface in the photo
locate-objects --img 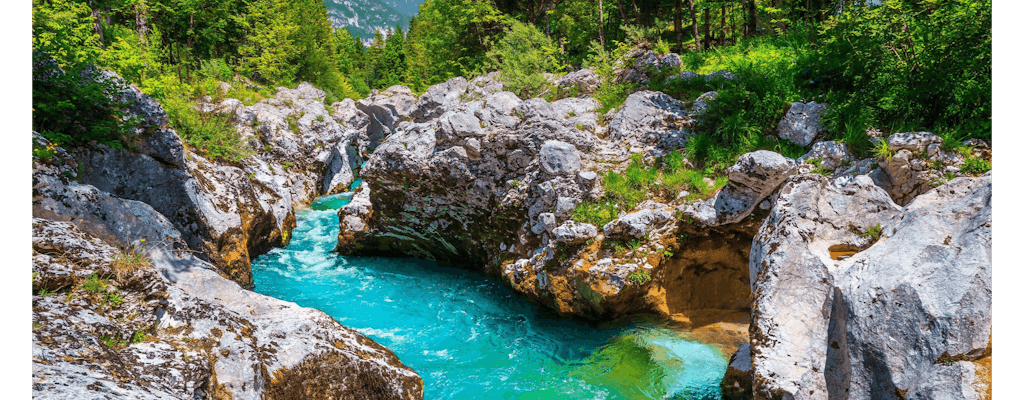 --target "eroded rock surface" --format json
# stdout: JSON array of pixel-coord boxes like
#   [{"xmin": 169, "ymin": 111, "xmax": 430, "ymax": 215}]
[
  {"xmin": 70, "ymin": 73, "xmax": 362, "ymax": 286},
  {"xmin": 777, "ymin": 101, "xmax": 827, "ymax": 146},
  {"xmin": 747, "ymin": 173, "xmax": 991, "ymax": 399},
  {"xmin": 32, "ymin": 216, "xmax": 422, "ymax": 400}
]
